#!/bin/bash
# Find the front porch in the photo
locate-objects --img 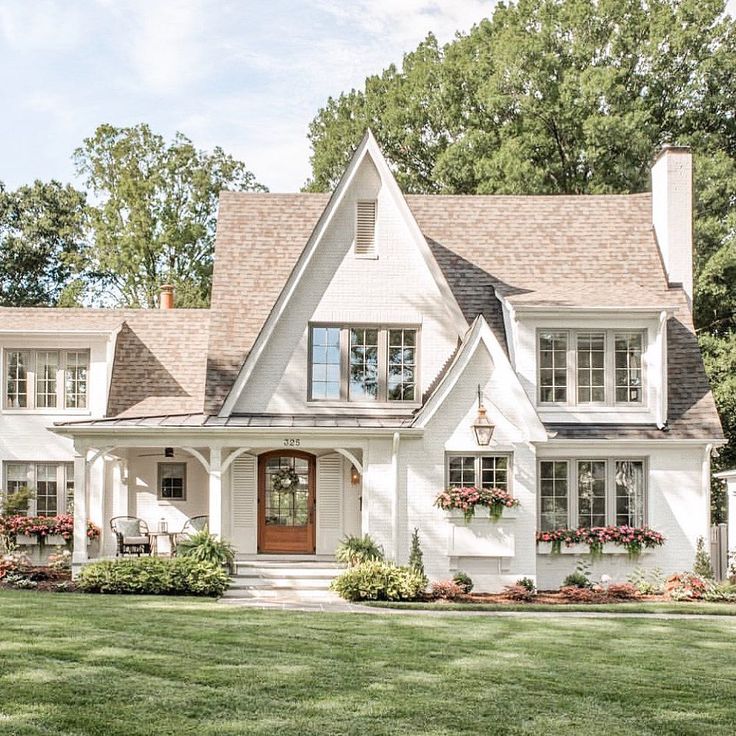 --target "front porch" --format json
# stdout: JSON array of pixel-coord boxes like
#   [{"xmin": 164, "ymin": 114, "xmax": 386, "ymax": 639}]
[{"xmin": 65, "ymin": 435, "xmax": 366, "ymax": 568}]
